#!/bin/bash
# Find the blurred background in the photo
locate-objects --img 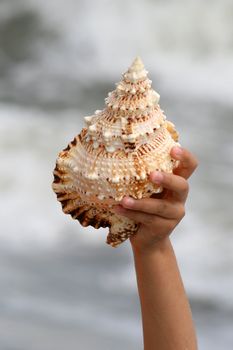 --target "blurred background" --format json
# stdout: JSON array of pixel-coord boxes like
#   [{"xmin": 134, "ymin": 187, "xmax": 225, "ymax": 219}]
[{"xmin": 0, "ymin": 0, "xmax": 233, "ymax": 349}]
